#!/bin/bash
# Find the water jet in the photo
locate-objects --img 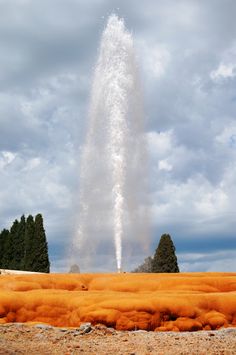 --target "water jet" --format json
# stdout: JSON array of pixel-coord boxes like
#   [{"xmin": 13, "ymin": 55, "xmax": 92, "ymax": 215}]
[{"xmin": 73, "ymin": 14, "xmax": 148, "ymax": 272}]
